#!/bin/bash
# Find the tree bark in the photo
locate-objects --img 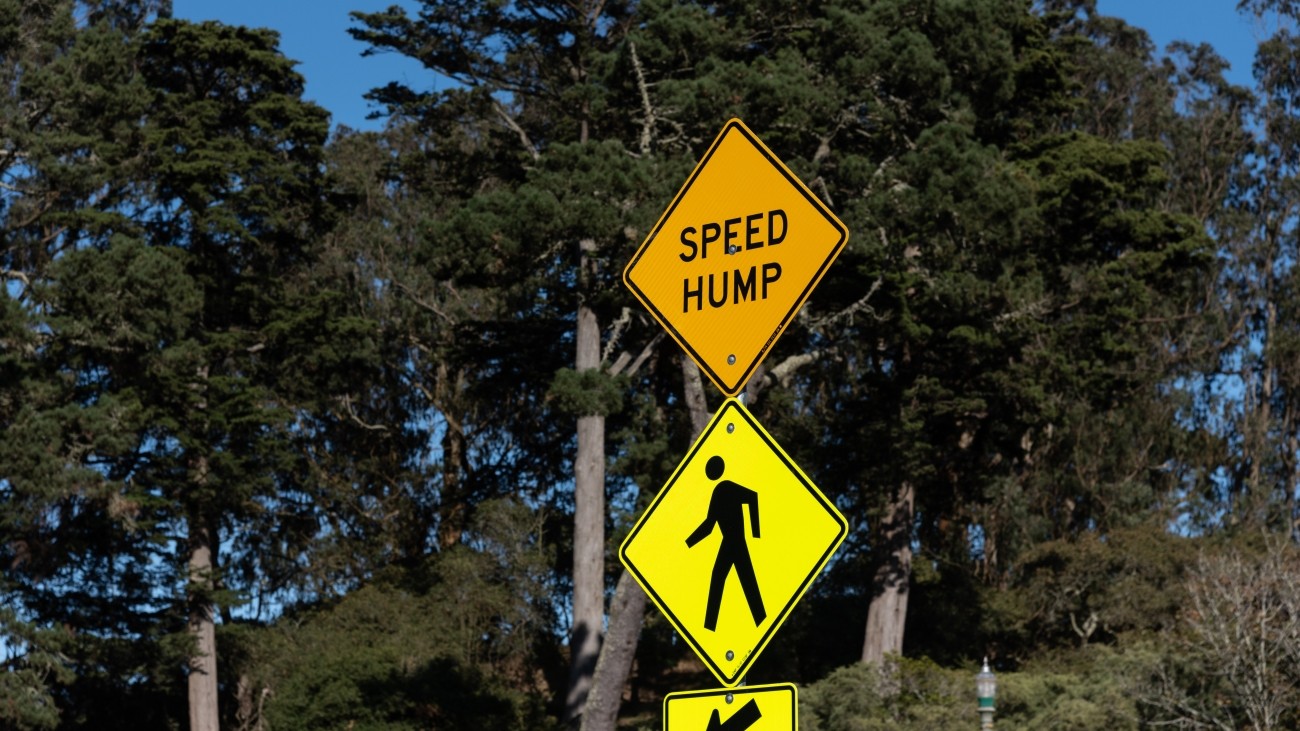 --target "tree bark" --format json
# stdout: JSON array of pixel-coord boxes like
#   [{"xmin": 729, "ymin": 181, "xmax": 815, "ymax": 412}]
[
  {"xmin": 578, "ymin": 570, "xmax": 646, "ymax": 731},
  {"xmin": 862, "ymin": 481, "xmax": 915, "ymax": 666},
  {"xmin": 577, "ymin": 356, "xmax": 711, "ymax": 731},
  {"xmin": 437, "ymin": 362, "xmax": 469, "ymax": 551},
  {"xmin": 566, "ymin": 238, "xmax": 605, "ymax": 726},
  {"xmin": 187, "ymin": 360, "xmax": 219, "ymax": 731},
  {"xmin": 682, "ymin": 354, "xmax": 711, "ymax": 435},
  {"xmin": 188, "ymin": 510, "xmax": 219, "ymax": 731}
]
